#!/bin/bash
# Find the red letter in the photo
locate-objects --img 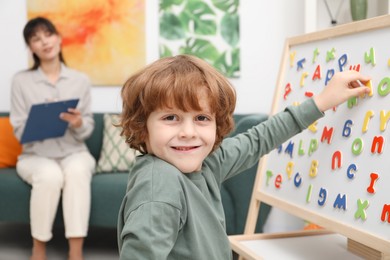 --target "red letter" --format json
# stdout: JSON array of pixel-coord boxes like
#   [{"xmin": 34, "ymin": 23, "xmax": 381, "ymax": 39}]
[
  {"xmin": 367, "ymin": 173, "xmax": 379, "ymax": 194},
  {"xmin": 332, "ymin": 151, "xmax": 342, "ymax": 170},
  {"xmin": 275, "ymin": 174, "xmax": 282, "ymax": 188},
  {"xmin": 381, "ymin": 204, "xmax": 390, "ymax": 223},
  {"xmin": 371, "ymin": 136, "xmax": 384, "ymax": 154},
  {"xmin": 321, "ymin": 126, "xmax": 334, "ymax": 144},
  {"xmin": 312, "ymin": 65, "xmax": 321, "ymax": 80},
  {"xmin": 284, "ymin": 83, "xmax": 291, "ymax": 100}
]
